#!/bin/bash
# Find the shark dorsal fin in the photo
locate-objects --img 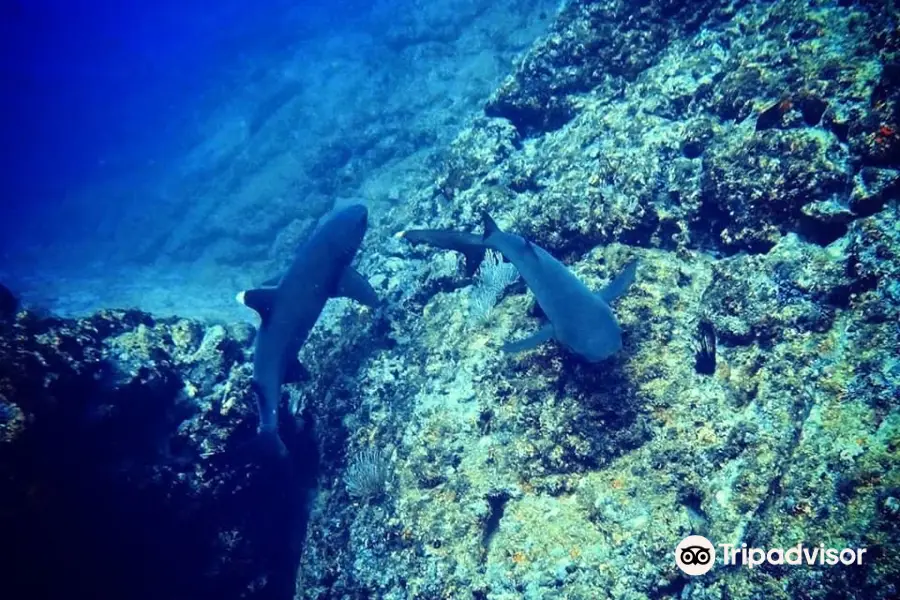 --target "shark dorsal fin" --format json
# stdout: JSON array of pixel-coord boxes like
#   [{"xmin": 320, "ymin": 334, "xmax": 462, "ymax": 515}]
[
  {"xmin": 481, "ymin": 212, "xmax": 501, "ymax": 241},
  {"xmin": 598, "ymin": 260, "xmax": 638, "ymax": 303},
  {"xmin": 260, "ymin": 274, "xmax": 282, "ymax": 287},
  {"xmin": 238, "ymin": 288, "xmax": 276, "ymax": 323}
]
